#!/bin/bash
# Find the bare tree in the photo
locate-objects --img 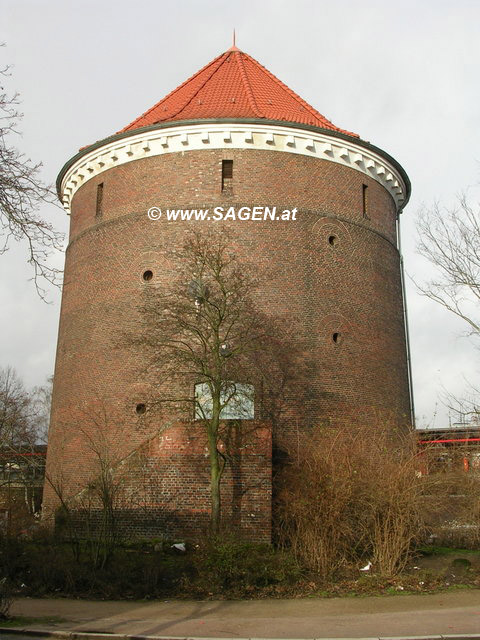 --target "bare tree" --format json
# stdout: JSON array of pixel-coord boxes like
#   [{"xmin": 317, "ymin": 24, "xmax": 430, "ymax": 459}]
[
  {"xmin": 75, "ymin": 405, "xmax": 127, "ymax": 567},
  {"xmin": 0, "ymin": 366, "xmax": 37, "ymax": 449},
  {"xmin": 0, "ymin": 367, "xmax": 48, "ymax": 532},
  {"xmin": 45, "ymin": 400, "xmax": 154, "ymax": 565},
  {"xmin": 128, "ymin": 229, "xmax": 296, "ymax": 534},
  {"xmin": 30, "ymin": 376, "xmax": 53, "ymax": 444},
  {"xmin": 417, "ymin": 196, "xmax": 480, "ymax": 338},
  {"xmin": 1, "ymin": 47, "xmax": 64, "ymax": 297},
  {"xmin": 416, "ymin": 196, "xmax": 480, "ymax": 418}
]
